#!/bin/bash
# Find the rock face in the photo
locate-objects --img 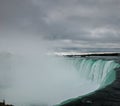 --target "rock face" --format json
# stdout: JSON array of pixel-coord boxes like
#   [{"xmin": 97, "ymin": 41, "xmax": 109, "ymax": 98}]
[{"xmin": 0, "ymin": 100, "xmax": 13, "ymax": 106}]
